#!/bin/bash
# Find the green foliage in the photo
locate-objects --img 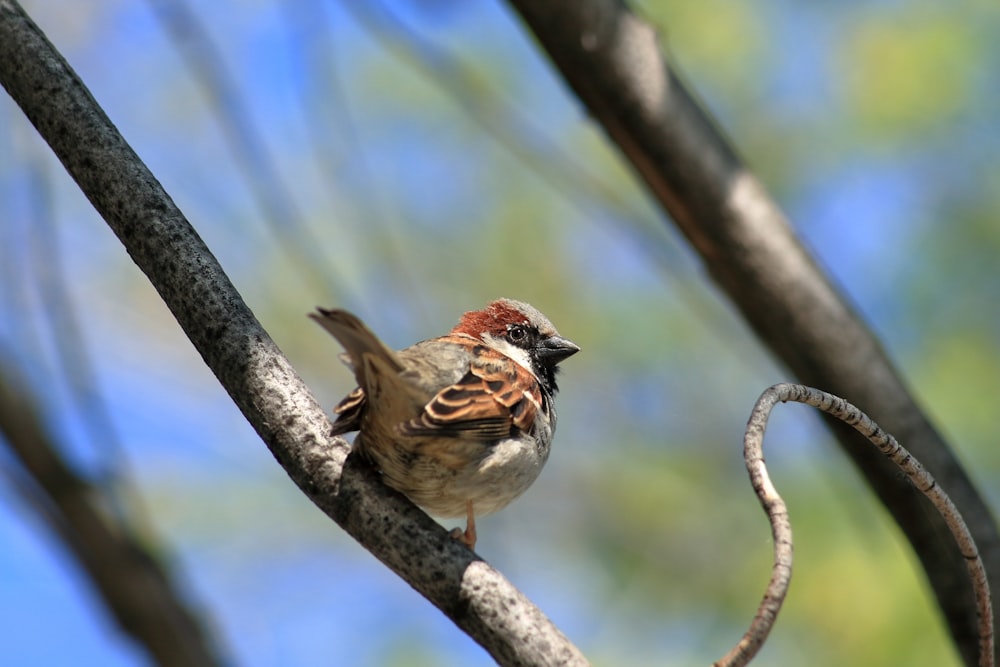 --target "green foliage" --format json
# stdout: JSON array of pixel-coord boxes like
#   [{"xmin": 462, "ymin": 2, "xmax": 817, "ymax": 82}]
[{"xmin": 839, "ymin": 15, "xmax": 980, "ymax": 142}]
